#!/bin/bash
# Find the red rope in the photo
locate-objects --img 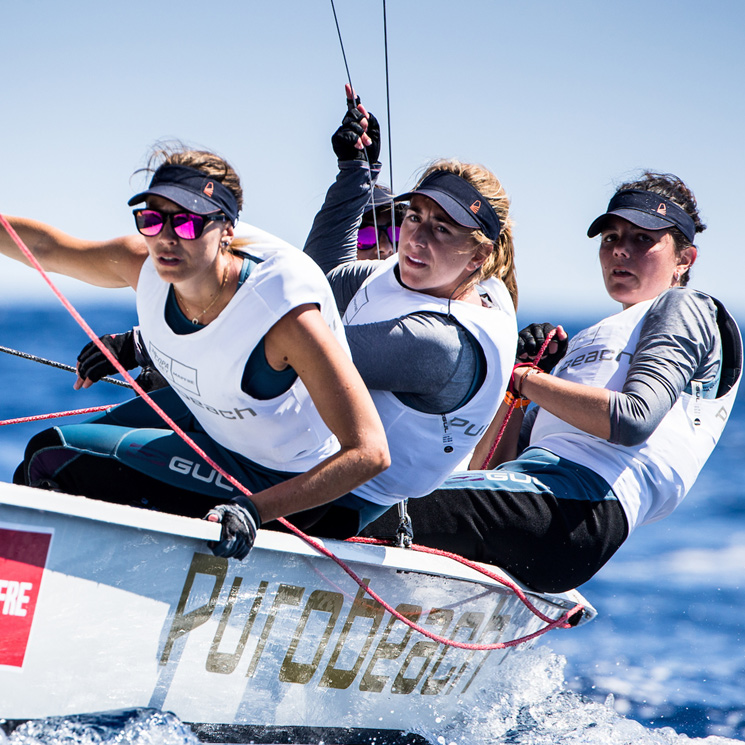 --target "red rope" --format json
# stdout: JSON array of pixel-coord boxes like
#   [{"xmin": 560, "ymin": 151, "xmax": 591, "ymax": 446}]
[
  {"xmin": 479, "ymin": 329, "xmax": 556, "ymax": 469},
  {"xmin": 0, "ymin": 215, "xmax": 582, "ymax": 650},
  {"xmin": 291, "ymin": 531, "xmax": 582, "ymax": 649},
  {"xmin": 349, "ymin": 536, "xmax": 579, "ymax": 624},
  {"xmin": 0, "ymin": 405, "xmax": 115, "ymax": 426}
]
